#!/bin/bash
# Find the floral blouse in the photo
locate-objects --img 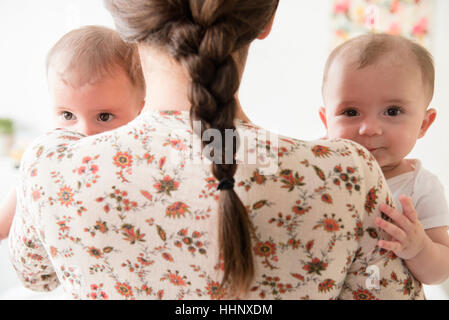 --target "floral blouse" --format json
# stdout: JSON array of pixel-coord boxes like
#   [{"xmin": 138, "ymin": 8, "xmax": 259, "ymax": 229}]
[{"xmin": 9, "ymin": 110, "xmax": 424, "ymax": 300}]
